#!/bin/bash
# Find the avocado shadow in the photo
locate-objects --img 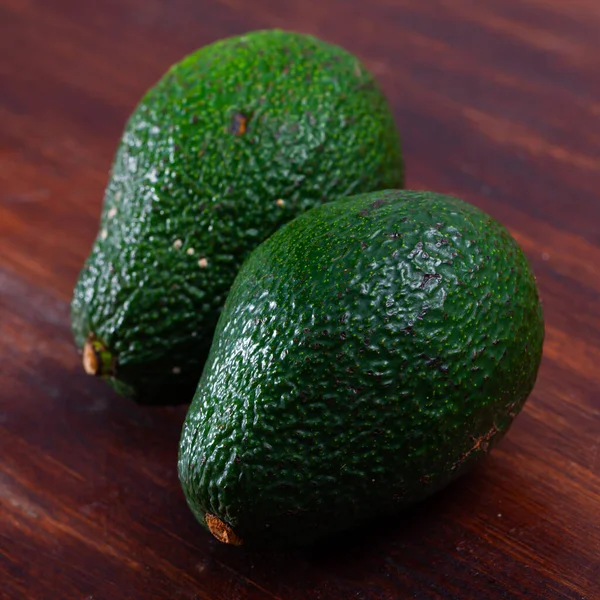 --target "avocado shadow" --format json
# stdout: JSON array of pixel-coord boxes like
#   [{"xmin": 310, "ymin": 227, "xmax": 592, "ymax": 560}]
[{"xmin": 206, "ymin": 458, "xmax": 554, "ymax": 596}]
